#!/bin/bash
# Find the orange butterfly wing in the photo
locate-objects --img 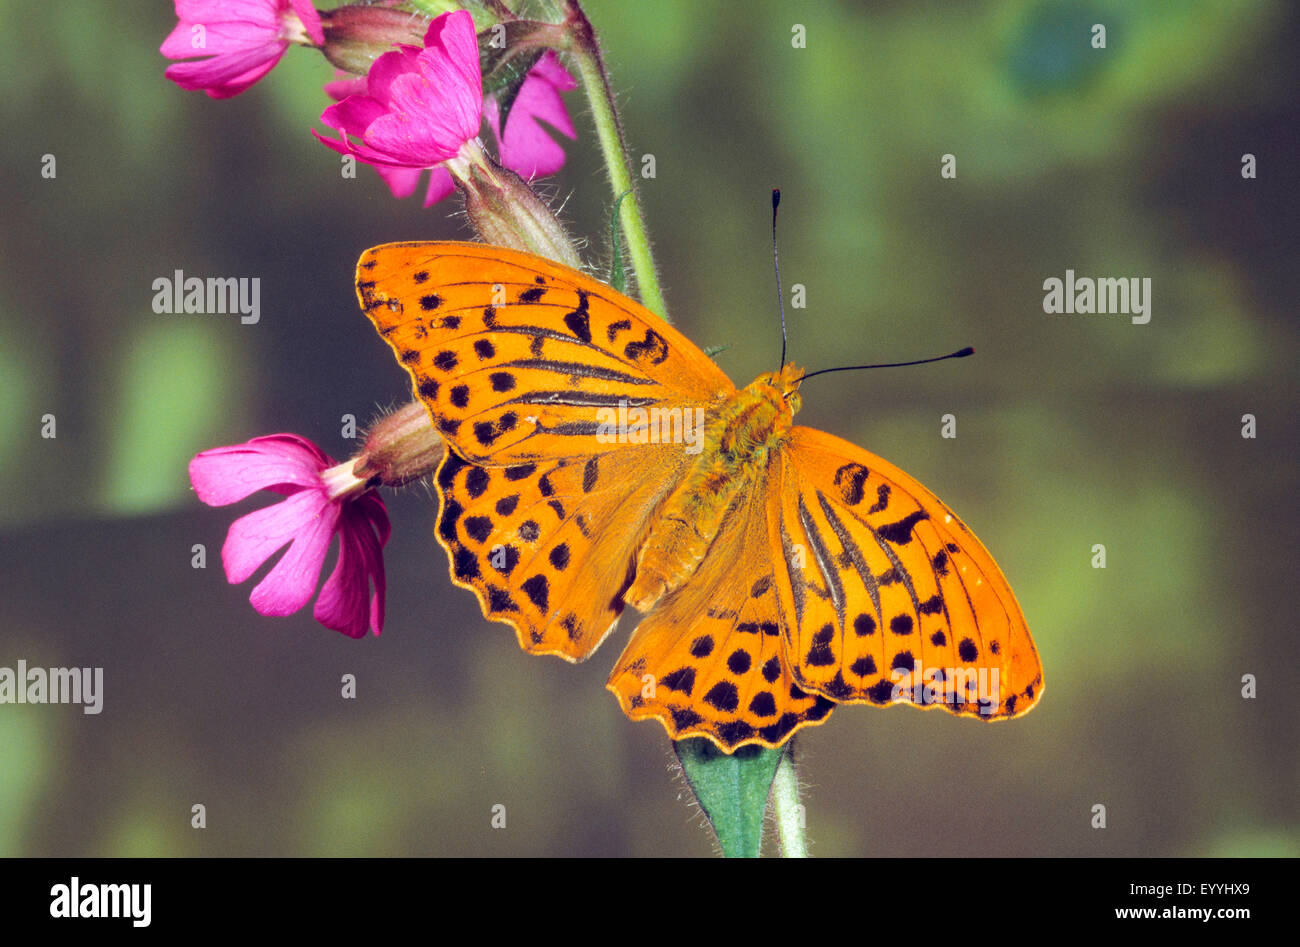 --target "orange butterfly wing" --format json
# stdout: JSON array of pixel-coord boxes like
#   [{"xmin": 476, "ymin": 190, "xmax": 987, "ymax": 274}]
[
  {"xmin": 357, "ymin": 242, "xmax": 732, "ymax": 661},
  {"xmin": 357, "ymin": 242, "xmax": 733, "ymax": 464},
  {"xmin": 771, "ymin": 427, "xmax": 1043, "ymax": 720}
]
